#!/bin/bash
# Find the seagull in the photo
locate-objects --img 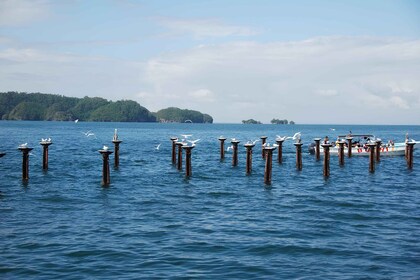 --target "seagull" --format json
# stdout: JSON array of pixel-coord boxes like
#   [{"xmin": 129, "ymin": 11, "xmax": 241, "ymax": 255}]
[
  {"xmin": 74, "ymin": 119, "xmax": 79, "ymax": 123},
  {"xmin": 330, "ymin": 128, "xmax": 336, "ymax": 131},
  {"xmin": 292, "ymin": 132, "xmax": 301, "ymax": 140},
  {"xmin": 155, "ymin": 144, "xmax": 161, "ymax": 150},
  {"xmin": 83, "ymin": 131, "xmax": 96, "ymax": 138},
  {"xmin": 47, "ymin": 137, "xmax": 51, "ymax": 142},
  {"xmin": 19, "ymin": 143, "xmax": 28, "ymax": 148},
  {"xmin": 276, "ymin": 135, "xmax": 287, "ymax": 141},
  {"xmin": 181, "ymin": 134, "xmax": 192, "ymax": 139},
  {"xmin": 252, "ymin": 139, "xmax": 259, "ymax": 144},
  {"xmin": 187, "ymin": 139, "xmax": 200, "ymax": 146},
  {"xmin": 102, "ymin": 145, "xmax": 109, "ymax": 151},
  {"xmin": 227, "ymin": 145, "xmax": 233, "ymax": 151}
]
